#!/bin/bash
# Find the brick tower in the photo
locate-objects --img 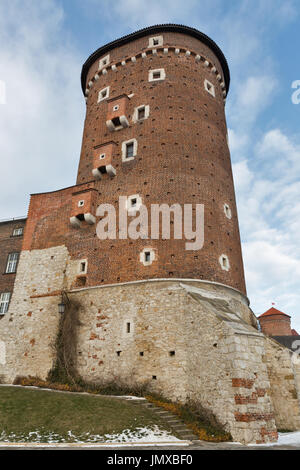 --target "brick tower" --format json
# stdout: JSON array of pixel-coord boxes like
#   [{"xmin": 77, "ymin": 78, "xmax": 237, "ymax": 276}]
[
  {"xmin": 259, "ymin": 307, "xmax": 292, "ymax": 336},
  {"xmin": 76, "ymin": 24, "xmax": 246, "ymax": 293},
  {"xmin": 4, "ymin": 25, "xmax": 300, "ymax": 444}
]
